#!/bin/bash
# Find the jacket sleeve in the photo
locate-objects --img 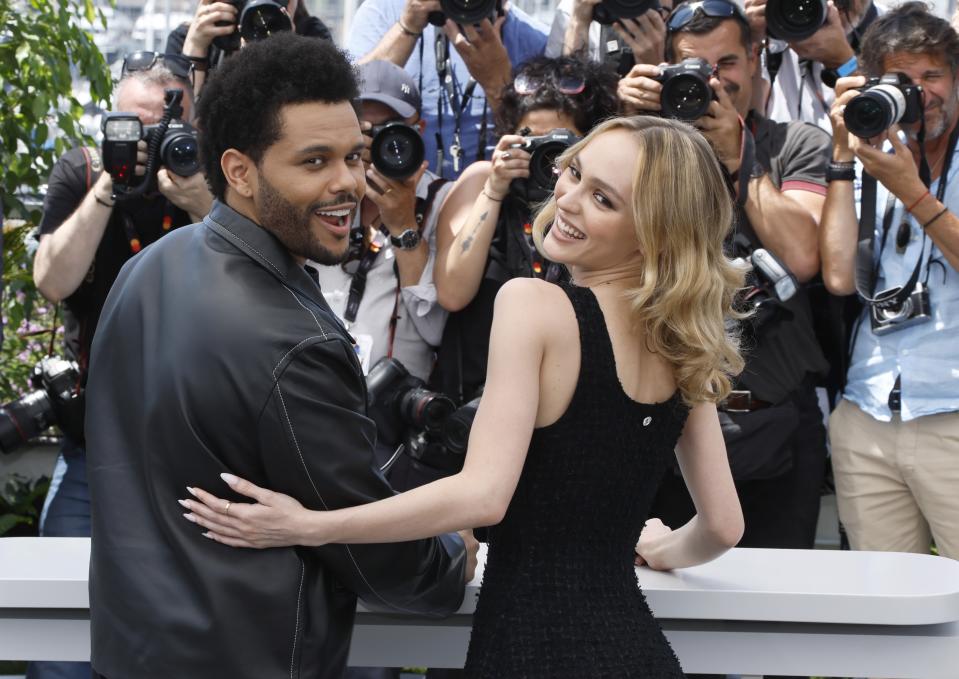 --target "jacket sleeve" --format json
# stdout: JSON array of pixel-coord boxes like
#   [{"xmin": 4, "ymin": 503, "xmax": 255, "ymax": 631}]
[{"xmin": 257, "ymin": 335, "xmax": 467, "ymax": 617}]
